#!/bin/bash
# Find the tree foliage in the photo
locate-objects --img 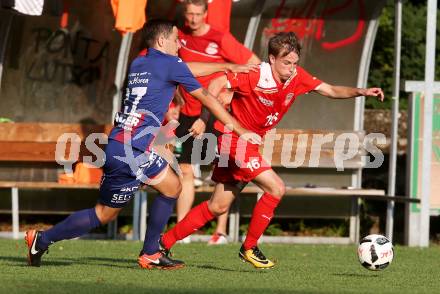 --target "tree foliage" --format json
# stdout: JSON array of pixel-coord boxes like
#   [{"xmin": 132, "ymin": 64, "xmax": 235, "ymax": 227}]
[{"xmin": 367, "ymin": 1, "xmax": 440, "ymax": 109}]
